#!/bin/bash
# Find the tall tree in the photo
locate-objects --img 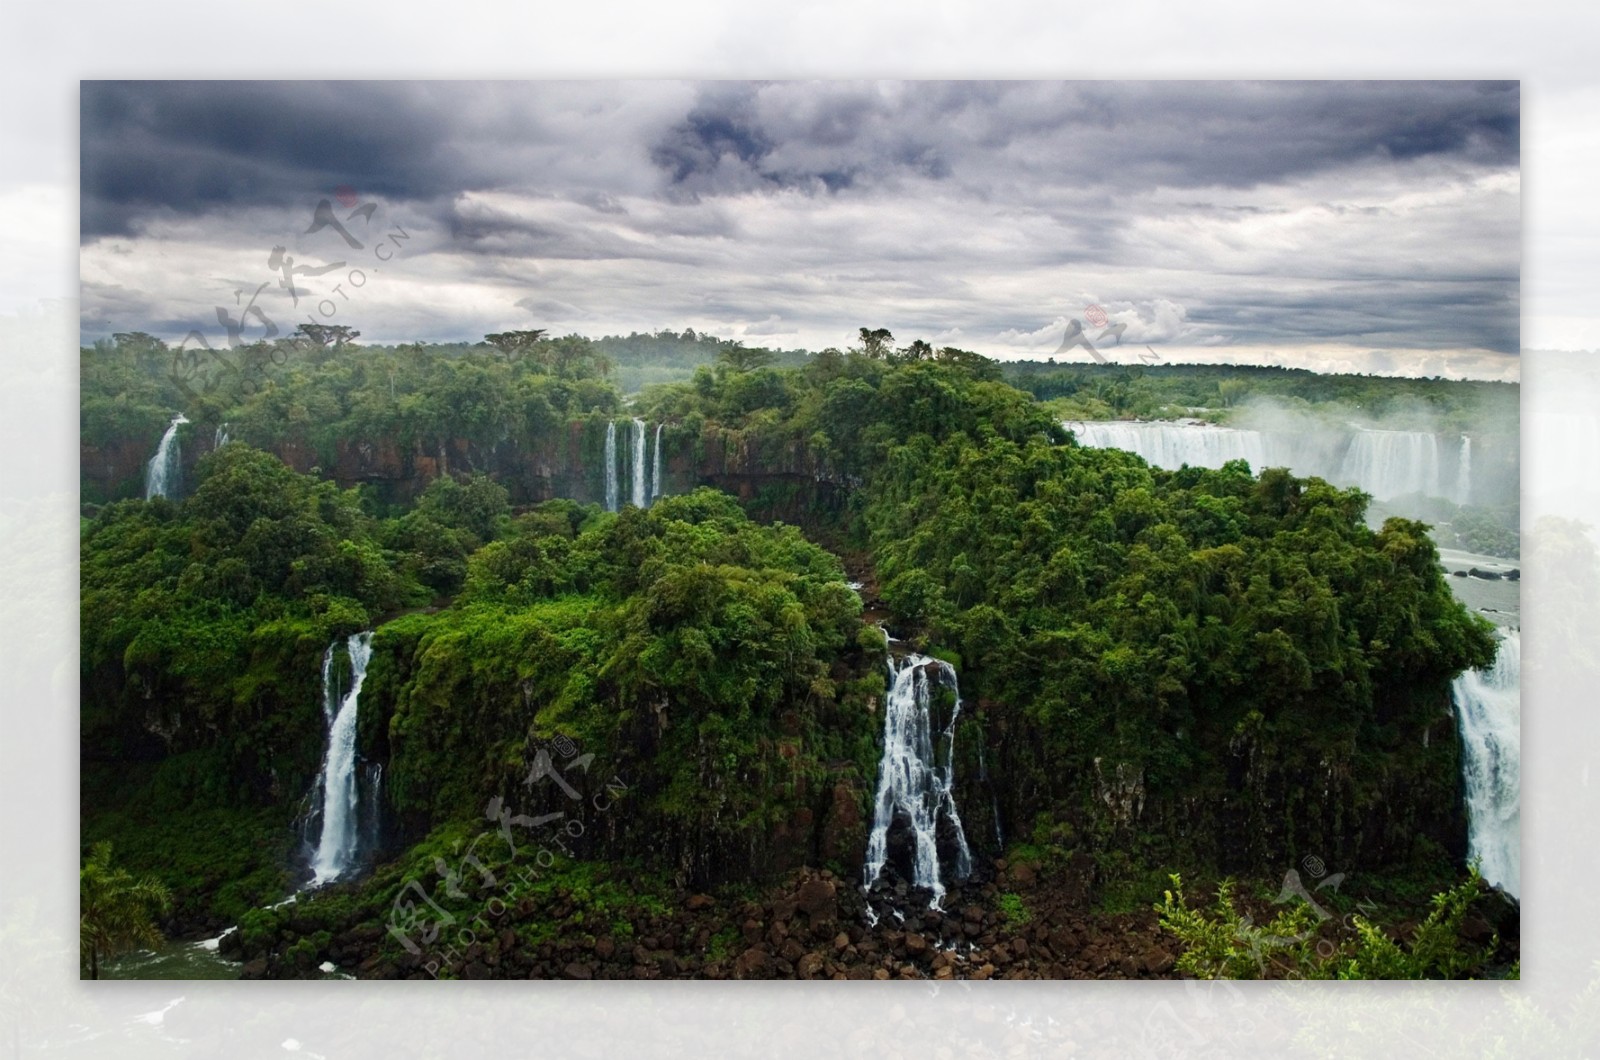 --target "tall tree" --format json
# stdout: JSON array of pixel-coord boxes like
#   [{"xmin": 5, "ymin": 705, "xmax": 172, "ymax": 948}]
[
  {"xmin": 484, "ymin": 329, "xmax": 549, "ymax": 366},
  {"xmin": 717, "ymin": 342, "xmax": 775, "ymax": 372},
  {"xmin": 79, "ymin": 842, "xmax": 171, "ymax": 979},
  {"xmin": 857, "ymin": 327, "xmax": 895, "ymax": 359}
]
